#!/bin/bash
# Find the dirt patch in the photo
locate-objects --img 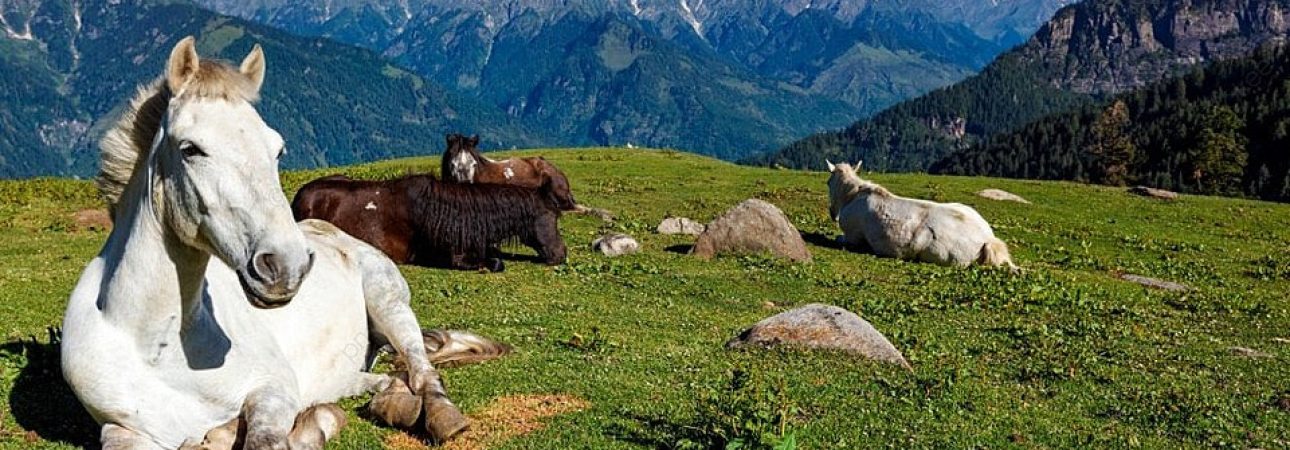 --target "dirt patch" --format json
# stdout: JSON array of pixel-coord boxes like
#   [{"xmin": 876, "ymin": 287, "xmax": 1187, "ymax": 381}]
[
  {"xmin": 382, "ymin": 394, "xmax": 589, "ymax": 450},
  {"xmin": 71, "ymin": 209, "xmax": 112, "ymax": 232}
]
